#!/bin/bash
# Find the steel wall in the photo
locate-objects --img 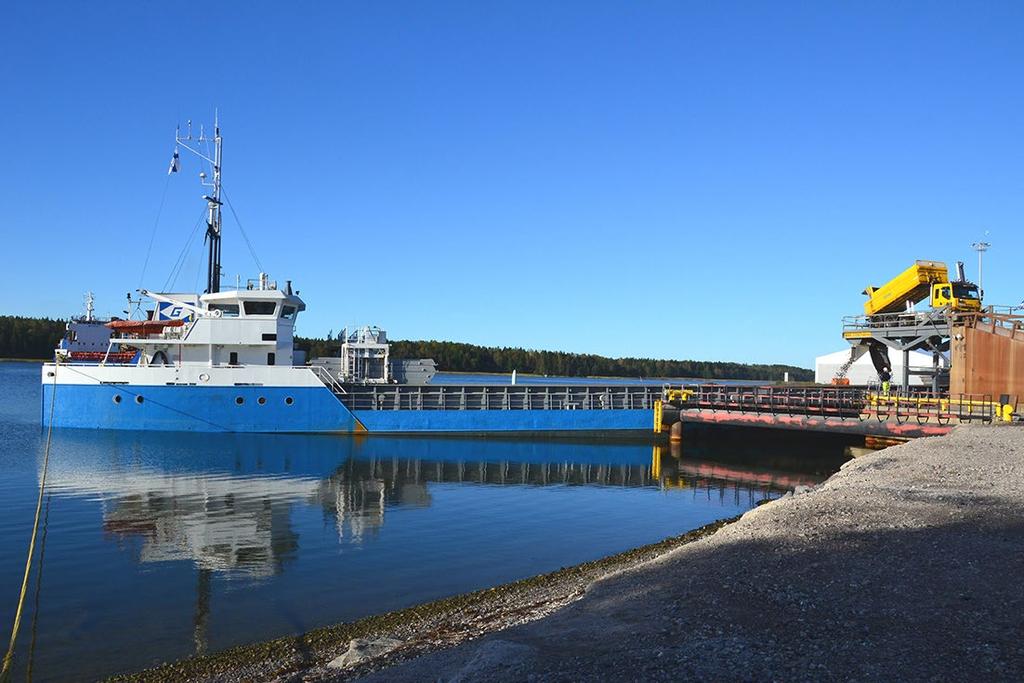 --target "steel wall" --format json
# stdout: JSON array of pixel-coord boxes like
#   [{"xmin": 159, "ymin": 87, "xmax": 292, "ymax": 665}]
[{"xmin": 950, "ymin": 319, "xmax": 1024, "ymax": 403}]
